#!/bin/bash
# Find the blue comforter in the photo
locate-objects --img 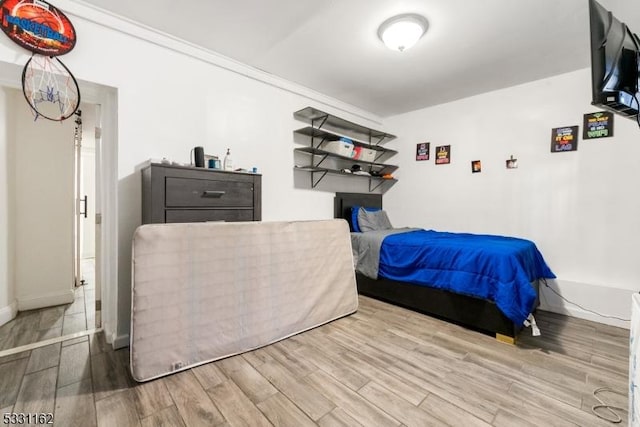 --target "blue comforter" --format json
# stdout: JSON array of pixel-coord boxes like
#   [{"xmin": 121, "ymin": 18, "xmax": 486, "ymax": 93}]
[{"xmin": 378, "ymin": 230, "xmax": 556, "ymax": 326}]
